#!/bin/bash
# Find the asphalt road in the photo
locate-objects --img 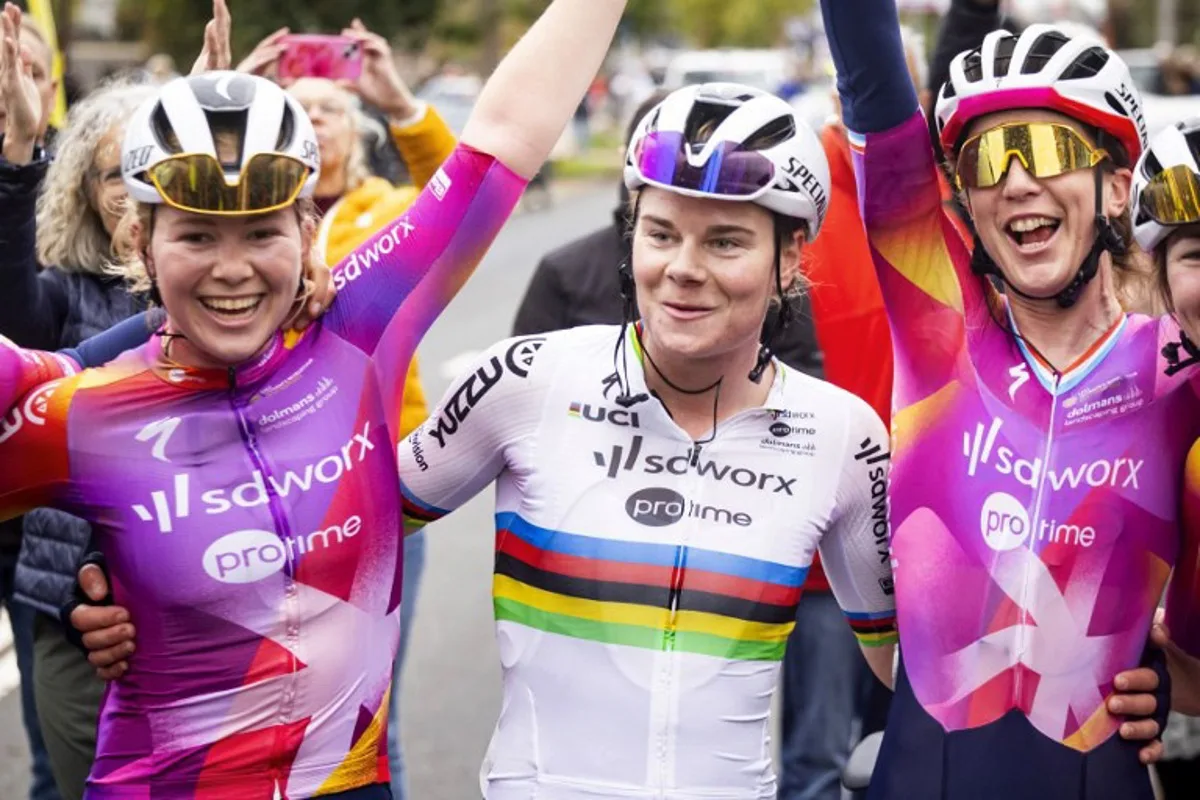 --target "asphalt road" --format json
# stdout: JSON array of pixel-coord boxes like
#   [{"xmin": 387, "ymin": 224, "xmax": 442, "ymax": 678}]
[{"xmin": 0, "ymin": 181, "xmax": 618, "ymax": 800}]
